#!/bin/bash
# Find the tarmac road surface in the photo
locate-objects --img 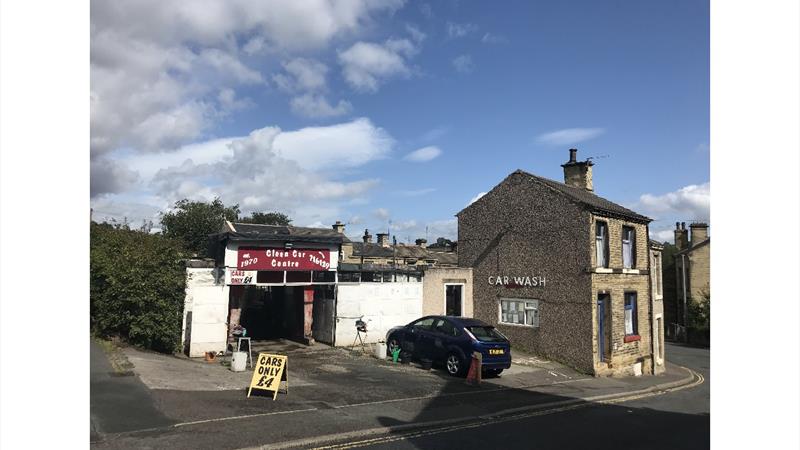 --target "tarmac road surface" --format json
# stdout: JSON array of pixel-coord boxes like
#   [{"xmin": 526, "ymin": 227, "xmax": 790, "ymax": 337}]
[{"xmin": 310, "ymin": 343, "xmax": 710, "ymax": 450}]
